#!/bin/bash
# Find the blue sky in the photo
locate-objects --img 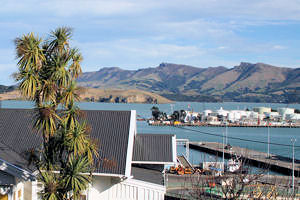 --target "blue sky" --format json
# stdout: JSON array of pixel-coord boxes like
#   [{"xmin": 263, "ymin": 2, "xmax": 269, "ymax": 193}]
[{"xmin": 1, "ymin": 0, "xmax": 300, "ymax": 85}]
